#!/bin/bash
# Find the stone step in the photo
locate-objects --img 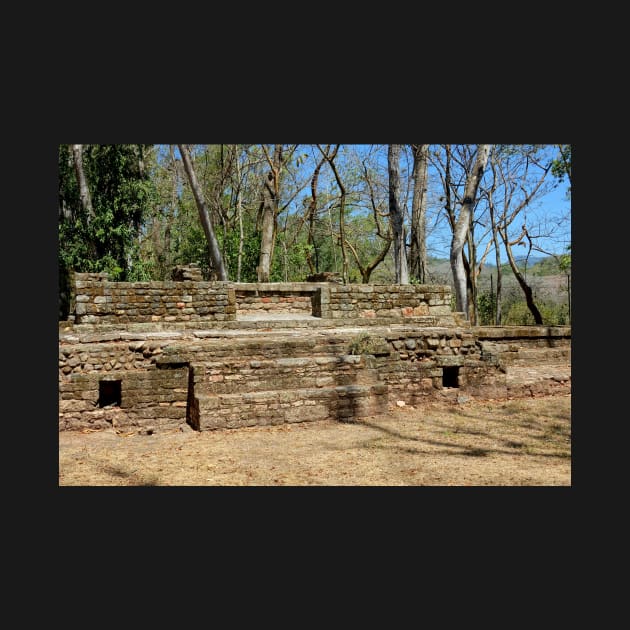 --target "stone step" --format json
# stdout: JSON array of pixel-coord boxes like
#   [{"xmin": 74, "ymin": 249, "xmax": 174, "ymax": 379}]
[
  {"xmin": 61, "ymin": 314, "xmax": 460, "ymax": 336},
  {"xmin": 502, "ymin": 347, "xmax": 571, "ymax": 365},
  {"xmin": 191, "ymin": 354, "xmax": 382, "ymax": 395},
  {"xmin": 194, "ymin": 383, "xmax": 388, "ymax": 430}
]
